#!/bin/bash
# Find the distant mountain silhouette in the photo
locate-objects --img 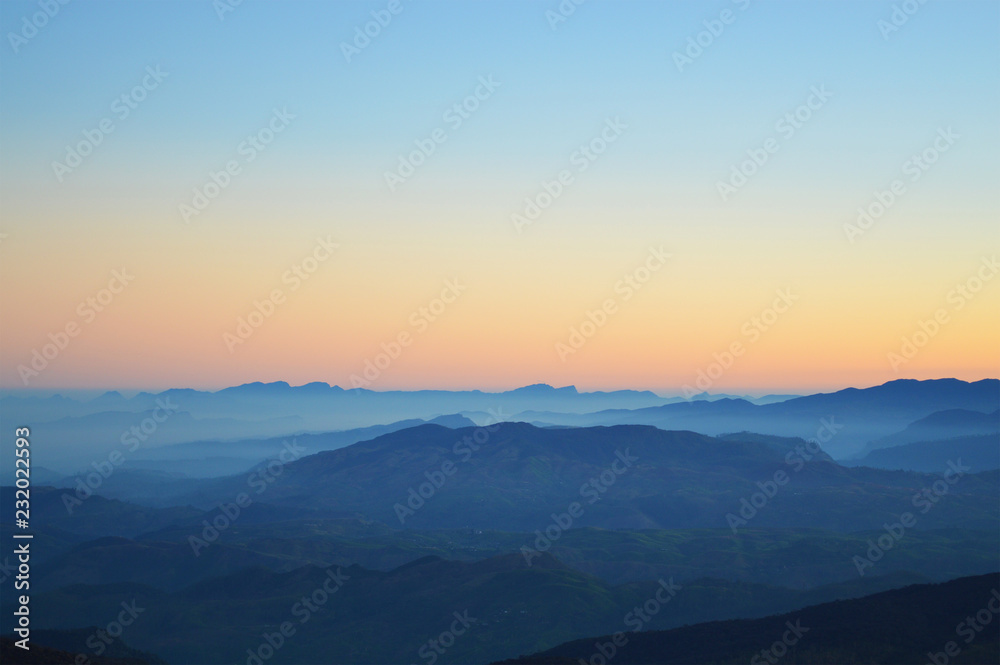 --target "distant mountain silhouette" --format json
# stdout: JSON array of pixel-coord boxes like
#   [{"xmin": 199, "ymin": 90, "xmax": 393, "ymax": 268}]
[
  {"xmin": 0, "ymin": 383, "xmax": 673, "ymax": 477},
  {"xmin": 862, "ymin": 408, "xmax": 999, "ymax": 453},
  {"xmin": 510, "ymin": 379, "xmax": 1000, "ymax": 458},
  {"xmin": 4, "ymin": 380, "xmax": 995, "ymax": 467},
  {"xmin": 847, "ymin": 434, "xmax": 1000, "ymax": 473},
  {"xmin": 0, "ymin": 408, "xmax": 304, "ymax": 481},
  {"xmin": 165, "ymin": 422, "xmax": 999, "ymax": 532},
  {"xmin": 689, "ymin": 391, "xmax": 800, "ymax": 404},
  {"xmin": 3, "ymin": 379, "xmax": 996, "ymax": 665}
]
